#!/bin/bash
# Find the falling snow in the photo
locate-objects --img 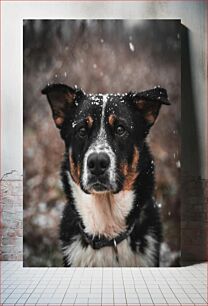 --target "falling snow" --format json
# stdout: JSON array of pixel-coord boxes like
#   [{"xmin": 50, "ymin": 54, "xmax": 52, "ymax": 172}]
[
  {"xmin": 176, "ymin": 160, "xmax": 181, "ymax": 168},
  {"xmin": 72, "ymin": 121, "xmax": 77, "ymax": 128},
  {"xmin": 129, "ymin": 42, "xmax": 135, "ymax": 52}
]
